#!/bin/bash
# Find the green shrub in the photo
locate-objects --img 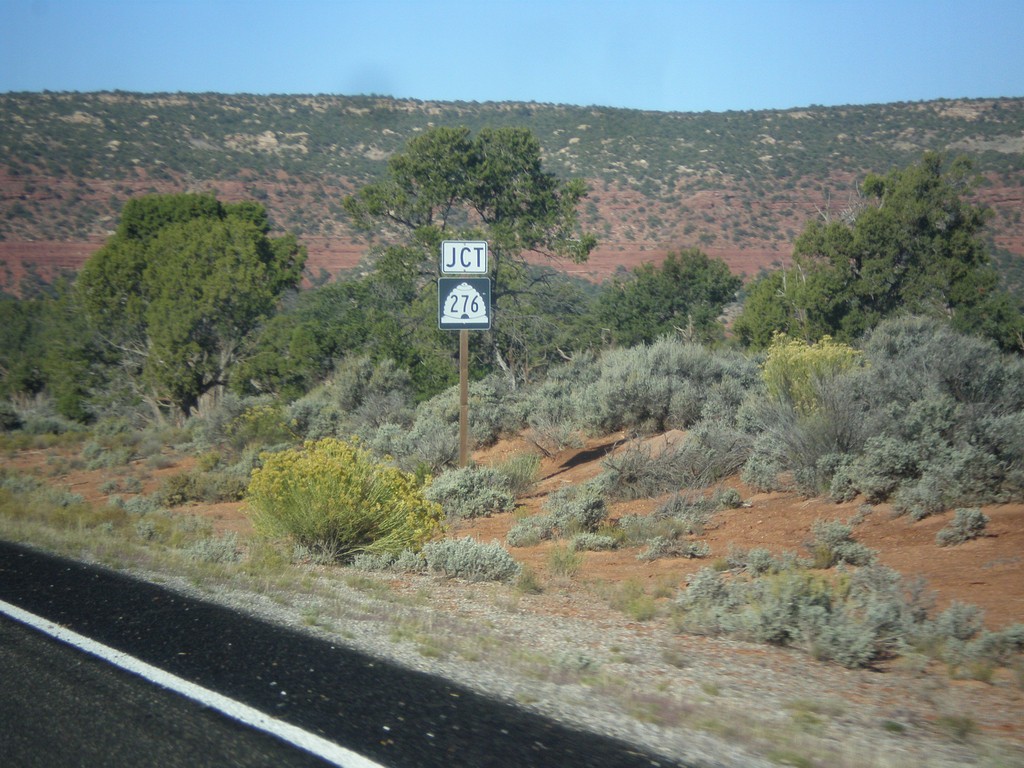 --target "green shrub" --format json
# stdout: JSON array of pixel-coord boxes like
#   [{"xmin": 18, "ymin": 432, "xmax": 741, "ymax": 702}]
[
  {"xmin": 153, "ymin": 475, "xmax": 197, "ymax": 512},
  {"xmin": 368, "ymin": 413, "xmax": 459, "ymax": 475},
  {"xmin": 673, "ymin": 562, "xmax": 1017, "ymax": 671},
  {"xmin": 616, "ymin": 514, "xmax": 661, "ymax": 545},
  {"xmin": 398, "ymin": 374, "xmax": 522, "ymax": 455},
  {"xmin": 847, "ymin": 437, "xmax": 920, "ymax": 503},
  {"xmin": 1, "ymin": 472, "xmax": 44, "ymax": 496},
  {"xmin": 134, "ymin": 519, "xmax": 159, "ymax": 541},
  {"xmin": 772, "ymin": 387, "xmax": 866, "ymax": 497},
  {"xmin": 609, "ymin": 579, "xmax": 659, "ymax": 621},
  {"xmin": 889, "ymin": 472, "xmax": 951, "ymax": 520},
  {"xmin": 515, "ymin": 565, "xmax": 544, "ymax": 594},
  {"xmin": 827, "ymin": 459, "xmax": 859, "ymax": 502},
  {"xmin": 582, "ymin": 339, "xmax": 759, "ymax": 435},
  {"xmin": 121, "ymin": 476, "xmax": 143, "ymax": 494},
  {"xmin": 287, "ymin": 357, "xmax": 414, "ymax": 442},
  {"xmin": 20, "ymin": 411, "xmax": 79, "ymax": 436},
  {"xmin": 666, "ymin": 379, "xmax": 703, "ymax": 428},
  {"xmin": 741, "ymin": 436, "xmax": 788, "ymax": 492},
  {"xmin": 0, "ymin": 471, "xmax": 84, "ymax": 508},
  {"xmin": 677, "ymin": 567, "xmax": 884, "ymax": 667},
  {"xmin": 747, "ymin": 547, "xmax": 782, "ymax": 575},
  {"xmin": 700, "ymin": 378, "xmax": 749, "ymax": 425},
  {"xmin": 975, "ymin": 411, "xmax": 1024, "ymax": 498},
  {"xmin": 521, "ymin": 357, "xmax": 596, "ymax": 454},
  {"xmin": 422, "ymin": 537, "xmax": 521, "ymax": 582},
  {"xmin": 245, "ymin": 438, "xmax": 443, "ymax": 561},
  {"xmin": 839, "ymin": 565, "xmax": 929, "ymax": 660},
  {"xmin": 726, "ymin": 546, "xmax": 788, "ymax": 575},
  {"xmin": 681, "ymin": 420, "xmax": 753, "ymax": 486},
  {"xmin": 674, "ymin": 566, "xmax": 741, "ymax": 636},
  {"xmin": 423, "ymin": 466, "xmax": 515, "ymax": 520},
  {"xmin": 936, "ymin": 508, "xmax": 989, "ymax": 547},
  {"xmin": 119, "ymin": 494, "xmax": 164, "ymax": 516},
  {"xmin": 351, "ymin": 549, "xmax": 427, "ymax": 574},
  {"xmin": 492, "ymin": 452, "xmax": 541, "ymax": 497},
  {"xmin": 195, "ymin": 451, "xmax": 223, "ymax": 472},
  {"xmin": 738, "ymin": 571, "xmax": 840, "ymax": 647},
  {"xmin": 932, "ymin": 601, "xmax": 986, "ymax": 643},
  {"xmin": 0, "ymin": 401, "xmax": 22, "ymax": 431},
  {"xmin": 547, "ymin": 544, "xmax": 583, "ymax": 578},
  {"xmin": 854, "ymin": 319, "xmax": 1024, "ymax": 504},
  {"xmin": 506, "ymin": 515, "xmax": 554, "ymax": 547},
  {"xmin": 637, "ymin": 537, "xmax": 710, "ymax": 562},
  {"xmin": 739, "ymin": 319, "xmax": 1024, "ymax": 507},
  {"xmin": 802, "ymin": 606, "xmax": 879, "ymax": 668},
  {"xmin": 464, "ymin": 374, "xmax": 529, "ymax": 446},
  {"xmin": 81, "ymin": 440, "xmax": 134, "ymax": 470},
  {"xmin": 189, "ymin": 393, "xmax": 265, "ymax": 450},
  {"xmin": 183, "ymin": 532, "xmax": 241, "ymax": 563},
  {"xmin": 203, "ymin": 472, "xmax": 250, "ymax": 502},
  {"xmin": 585, "ymin": 345, "xmax": 674, "ymax": 434},
  {"xmin": 570, "ymin": 532, "xmax": 618, "ymax": 551},
  {"xmin": 935, "ymin": 715, "xmax": 977, "ymax": 743},
  {"xmin": 713, "ymin": 487, "xmax": 743, "ymax": 509},
  {"xmin": 653, "ymin": 491, "xmax": 704, "ymax": 519},
  {"xmin": 543, "ymin": 482, "xmax": 609, "ymax": 533},
  {"xmin": 652, "ymin": 492, "xmax": 715, "ymax": 534},
  {"xmin": 808, "ymin": 520, "xmax": 876, "ymax": 568},
  {"xmin": 599, "ymin": 437, "xmax": 691, "ymax": 499},
  {"xmin": 964, "ymin": 624, "xmax": 1024, "ymax": 666},
  {"xmin": 157, "ymin": 470, "xmax": 247, "ymax": 506}
]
